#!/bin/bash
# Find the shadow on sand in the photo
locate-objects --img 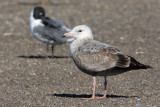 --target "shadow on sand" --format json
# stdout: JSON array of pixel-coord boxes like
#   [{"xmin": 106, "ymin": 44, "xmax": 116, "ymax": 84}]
[
  {"xmin": 47, "ymin": 93, "xmax": 138, "ymax": 99},
  {"xmin": 17, "ymin": 55, "xmax": 70, "ymax": 59}
]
